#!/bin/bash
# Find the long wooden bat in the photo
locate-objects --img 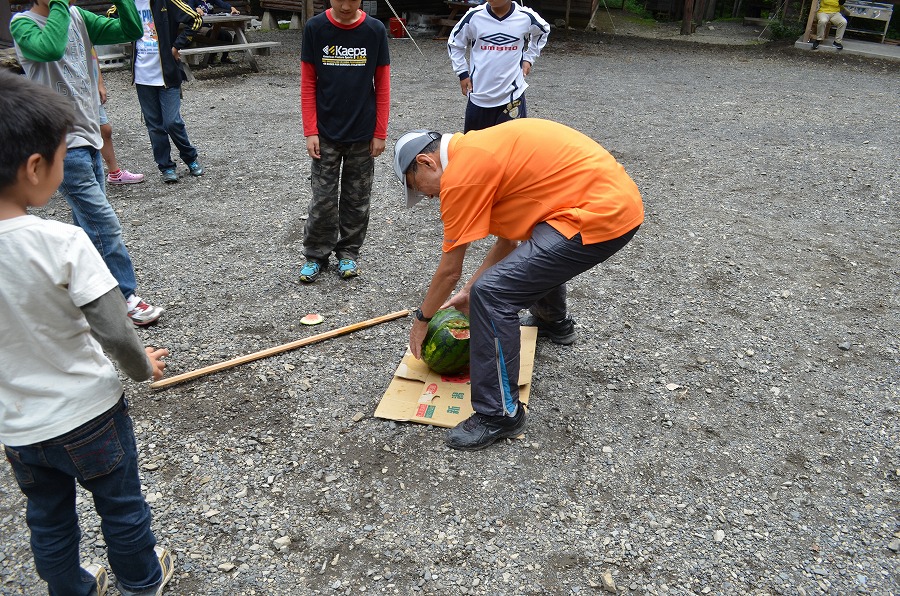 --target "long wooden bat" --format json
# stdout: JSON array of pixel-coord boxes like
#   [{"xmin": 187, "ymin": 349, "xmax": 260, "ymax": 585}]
[{"xmin": 149, "ymin": 309, "xmax": 411, "ymax": 390}]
